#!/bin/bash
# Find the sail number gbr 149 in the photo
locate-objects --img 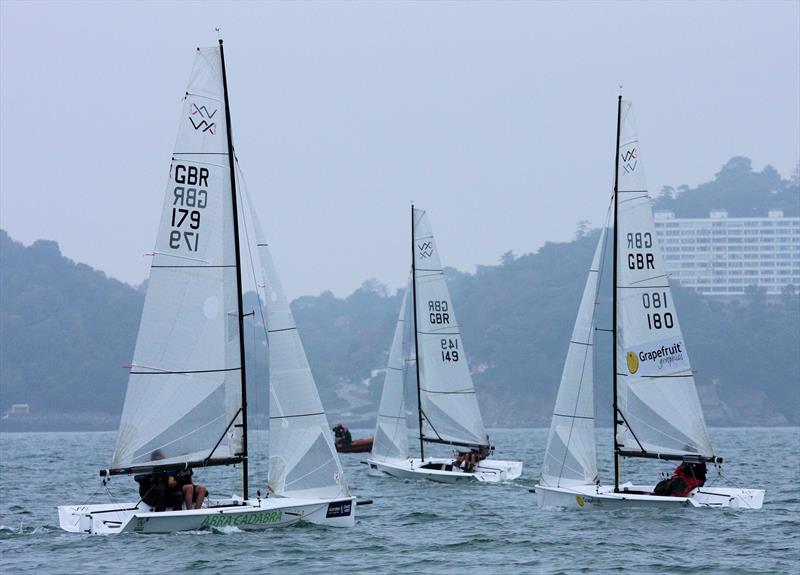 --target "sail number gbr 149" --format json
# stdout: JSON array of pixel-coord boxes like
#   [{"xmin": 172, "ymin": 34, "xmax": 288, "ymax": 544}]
[{"xmin": 169, "ymin": 164, "xmax": 208, "ymax": 252}]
